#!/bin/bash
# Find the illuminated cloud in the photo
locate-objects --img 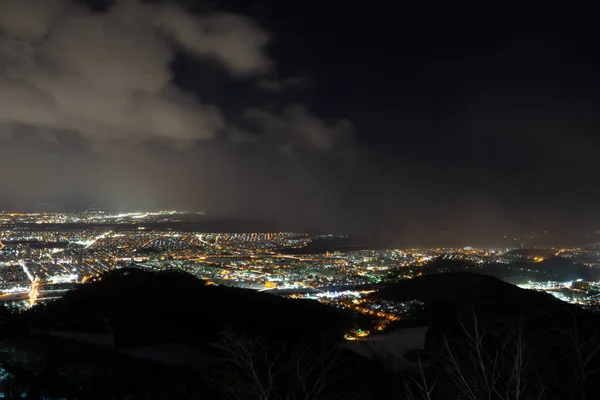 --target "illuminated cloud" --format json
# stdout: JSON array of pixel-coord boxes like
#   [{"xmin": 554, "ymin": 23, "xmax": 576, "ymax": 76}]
[
  {"xmin": 0, "ymin": 0, "xmax": 270, "ymax": 142},
  {"xmin": 0, "ymin": 0, "xmax": 355, "ymax": 152}
]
